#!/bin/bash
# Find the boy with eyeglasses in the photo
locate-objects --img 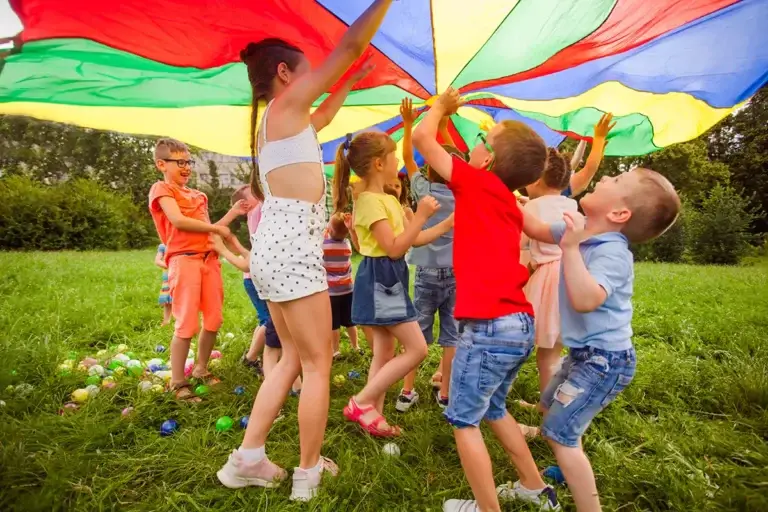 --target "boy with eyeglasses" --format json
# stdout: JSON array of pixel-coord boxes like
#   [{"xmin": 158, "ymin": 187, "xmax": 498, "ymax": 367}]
[{"xmin": 149, "ymin": 138, "xmax": 245, "ymax": 401}]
